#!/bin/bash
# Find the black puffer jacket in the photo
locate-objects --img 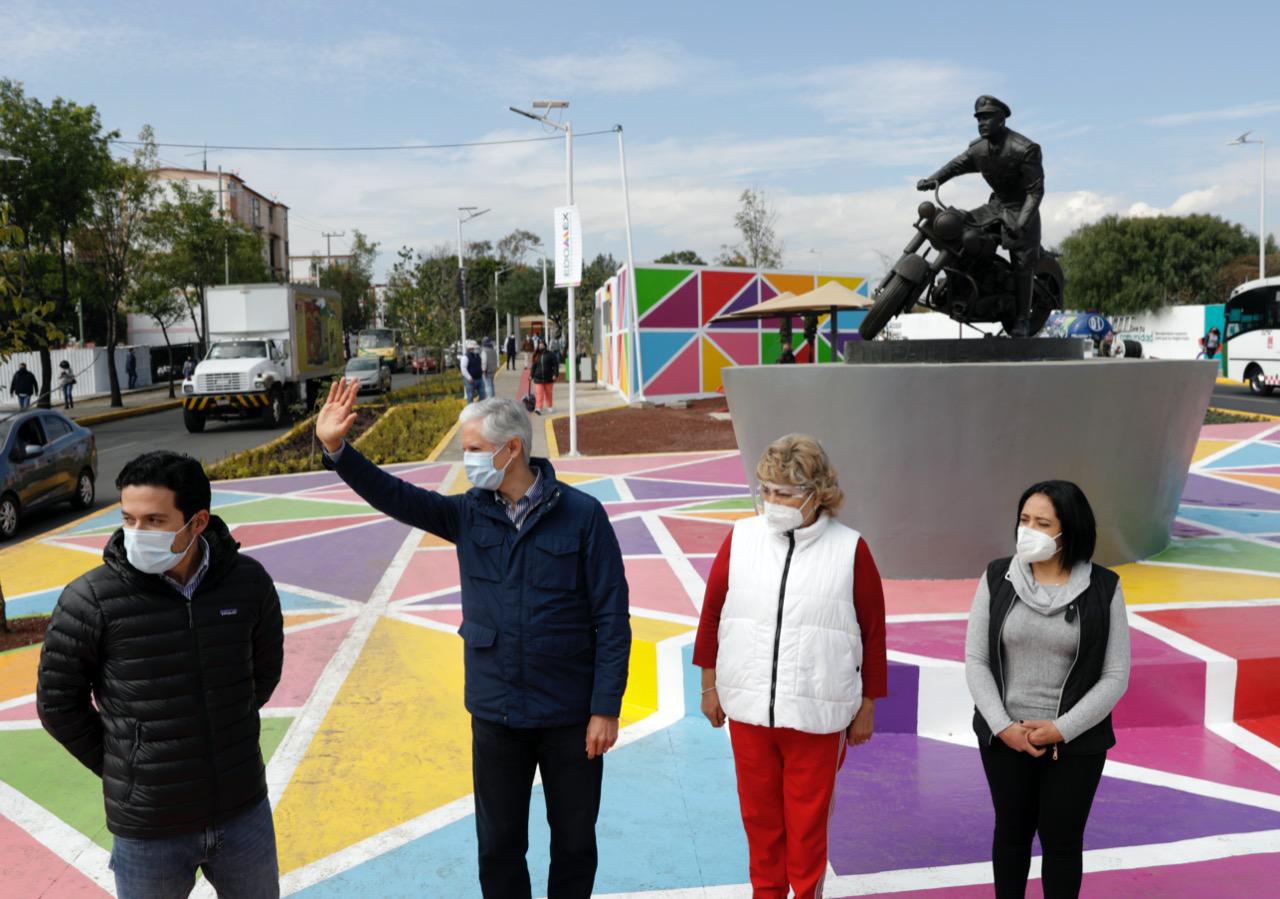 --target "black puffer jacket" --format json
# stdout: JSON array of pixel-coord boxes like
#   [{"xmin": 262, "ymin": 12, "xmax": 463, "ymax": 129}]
[{"xmin": 36, "ymin": 517, "xmax": 284, "ymax": 839}]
